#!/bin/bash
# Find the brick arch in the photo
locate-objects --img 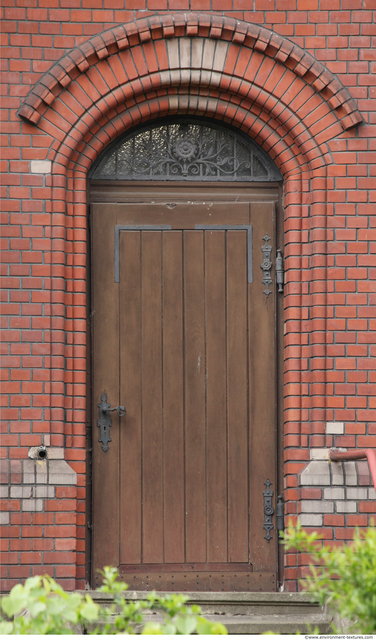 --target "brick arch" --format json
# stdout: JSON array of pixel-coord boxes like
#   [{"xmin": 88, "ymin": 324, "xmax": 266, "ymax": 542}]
[
  {"xmin": 19, "ymin": 13, "xmax": 361, "ymax": 133},
  {"xmin": 66, "ymin": 90, "xmax": 310, "ymax": 180},
  {"xmin": 19, "ymin": 15, "xmax": 361, "ymax": 185}
]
